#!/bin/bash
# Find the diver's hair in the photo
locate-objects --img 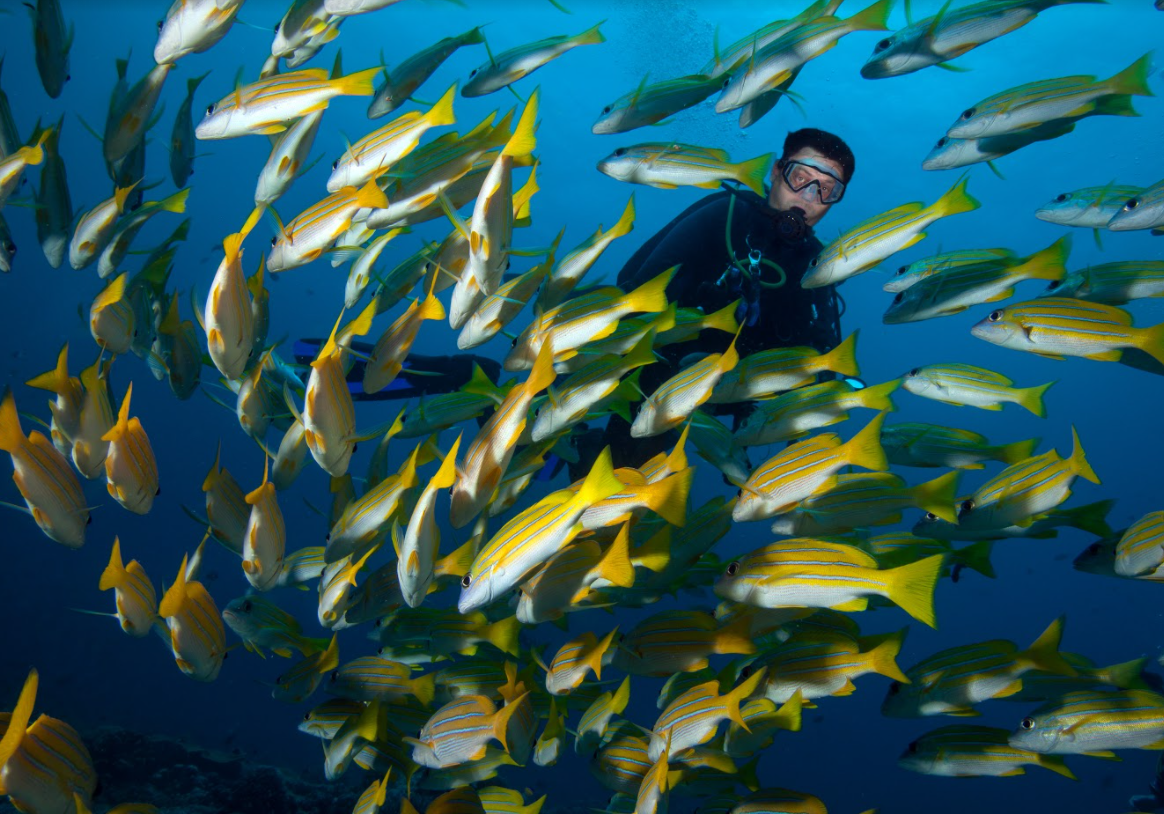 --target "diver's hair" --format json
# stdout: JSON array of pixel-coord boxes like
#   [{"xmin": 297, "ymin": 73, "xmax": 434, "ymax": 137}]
[{"xmin": 782, "ymin": 128, "xmax": 855, "ymax": 182}]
